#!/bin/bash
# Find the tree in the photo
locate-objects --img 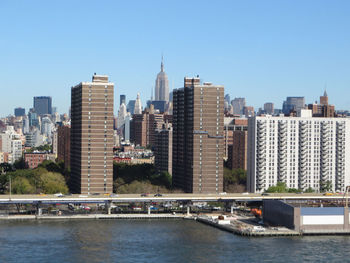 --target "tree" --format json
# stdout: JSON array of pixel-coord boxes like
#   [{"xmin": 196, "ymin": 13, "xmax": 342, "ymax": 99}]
[
  {"xmin": 39, "ymin": 172, "xmax": 68, "ymax": 194},
  {"xmin": 11, "ymin": 177, "xmax": 35, "ymax": 194},
  {"xmin": 320, "ymin": 180, "xmax": 332, "ymax": 192},
  {"xmin": 266, "ymin": 182, "xmax": 288, "ymax": 193},
  {"xmin": 304, "ymin": 187, "xmax": 315, "ymax": 193}
]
